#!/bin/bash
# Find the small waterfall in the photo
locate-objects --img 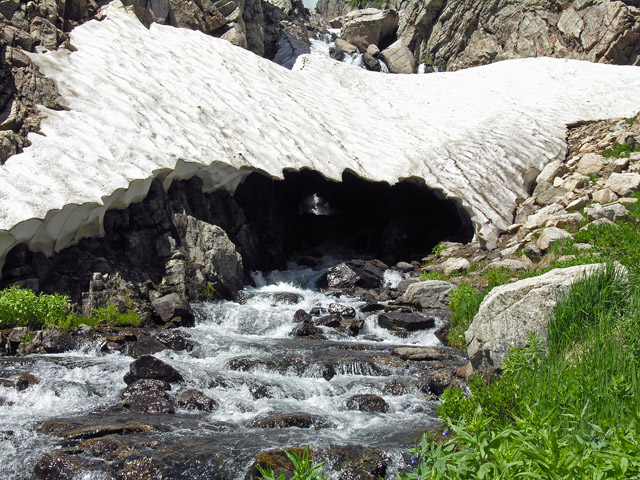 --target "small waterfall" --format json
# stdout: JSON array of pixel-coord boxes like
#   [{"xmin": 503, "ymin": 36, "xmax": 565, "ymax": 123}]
[{"xmin": 310, "ymin": 32, "xmax": 391, "ymax": 73}]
